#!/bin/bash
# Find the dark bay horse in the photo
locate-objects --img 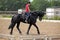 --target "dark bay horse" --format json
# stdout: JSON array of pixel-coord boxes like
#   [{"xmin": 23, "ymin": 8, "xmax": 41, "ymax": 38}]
[{"xmin": 8, "ymin": 11, "xmax": 45, "ymax": 35}]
